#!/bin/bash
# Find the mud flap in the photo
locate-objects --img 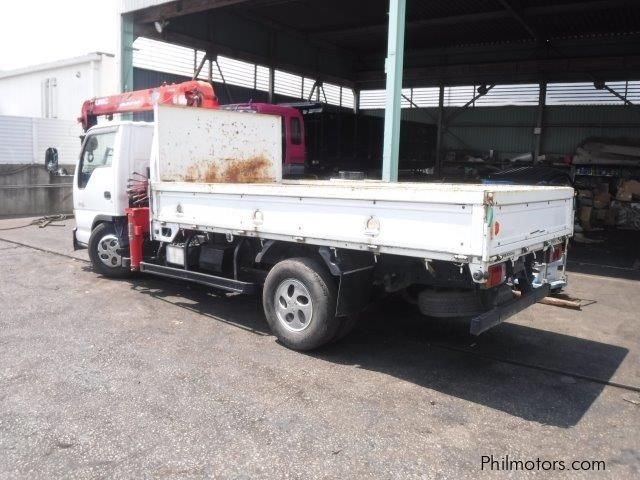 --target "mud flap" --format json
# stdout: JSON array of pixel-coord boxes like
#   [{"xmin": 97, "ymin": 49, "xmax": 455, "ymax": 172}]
[
  {"xmin": 72, "ymin": 228, "xmax": 82, "ymax": 250},
  {"xmin": 336, "ymin": 266, "xmax": 375, "ymax": 316},
  {"xmin": 318, "ymin": 246, "xmax": 376, "ymax": 317}
]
